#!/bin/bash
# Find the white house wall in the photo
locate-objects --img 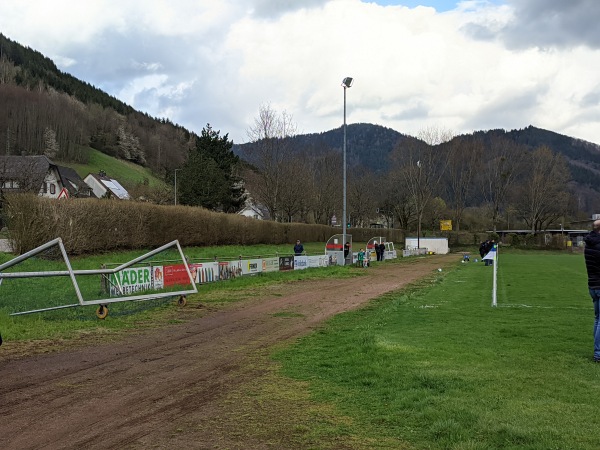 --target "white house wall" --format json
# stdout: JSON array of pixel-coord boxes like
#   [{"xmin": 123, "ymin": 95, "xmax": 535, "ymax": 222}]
[
  {"xmin": 83, "ymin": 175, "xmax": 107, "ymax": 198},
  {"xmin": 39, "ymin": 168, "xmax": 61, "ymax": 199}
]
